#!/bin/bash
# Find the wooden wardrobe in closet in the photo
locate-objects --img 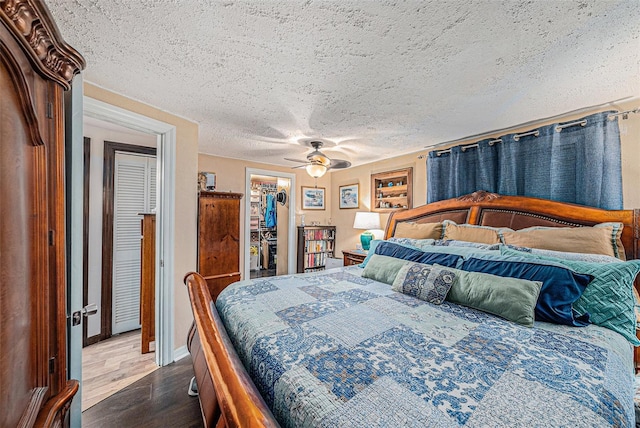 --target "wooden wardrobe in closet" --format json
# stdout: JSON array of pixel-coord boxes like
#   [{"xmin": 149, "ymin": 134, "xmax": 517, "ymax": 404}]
[
  {"xmin": 197, "ymin": 191, "xmax": 244, "ymax": 300},
  {"xmin": 1, "ymin": 0, "xmax": 84, "ymax": 426}
]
